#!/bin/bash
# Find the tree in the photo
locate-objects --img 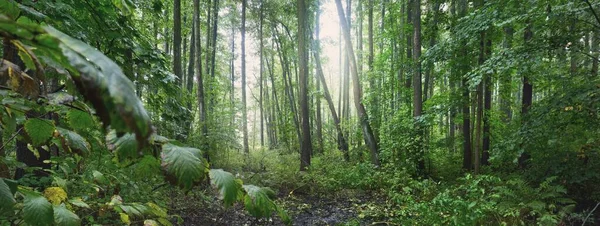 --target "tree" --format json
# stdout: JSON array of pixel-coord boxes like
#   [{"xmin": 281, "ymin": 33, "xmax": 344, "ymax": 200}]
[
  {"xmin": 412, "ymin": 0, "xmax": 424, "ymax": 172},
  {"xmin": 173, "ymin": 0, "xmax": 182, "ymax": 86},
  {"xmin": 298, "ymin": 0, "xmax": 312, "ymax": 171},
  {"xmin": 241, "ymin": 0, "xmax": 249, "ymax": 154},
  {"xmin": 335, "ymin": 0, "xmax": 380, "ymax": 166}
]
